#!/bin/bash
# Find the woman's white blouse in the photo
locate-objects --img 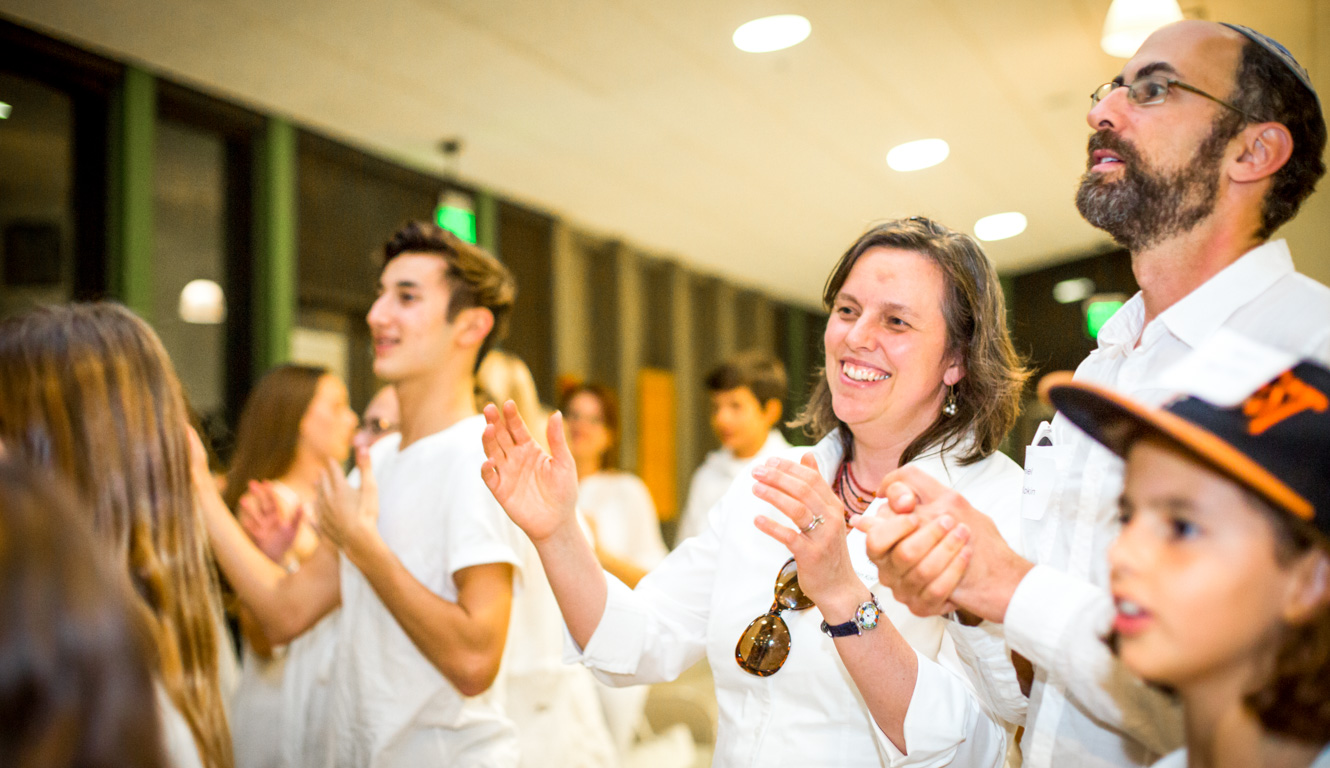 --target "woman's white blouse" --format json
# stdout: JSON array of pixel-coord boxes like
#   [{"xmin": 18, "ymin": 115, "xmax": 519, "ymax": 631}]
[{"xmin": 566, "ymin": 431, "xmax": 1023, "ymax": 767}]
